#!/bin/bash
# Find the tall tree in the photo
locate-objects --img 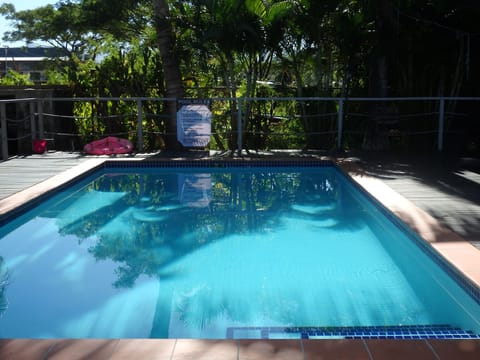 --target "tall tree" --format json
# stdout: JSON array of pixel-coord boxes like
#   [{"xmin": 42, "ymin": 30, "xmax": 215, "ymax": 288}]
[
  {"xmin": 363, "ymin": 0, "xmax": 398, "ymax": 150},
  {"xmin": 2, "ymin": 0, "xmax": 480, "ymax": 152},
  {"xmin": 152, "ymin": 0, "xmax": 184, "ymax": 149},
  {"xmin": 80, "ymin": 0, "xmax": 185, "ymax": 148},
  {"xmin": 0, "ymin": 2, "xmax": 96, "ymax": 92},
  {"xmin": 1, "ymin": 0, "xmax": 184, "ymax": 149}
]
